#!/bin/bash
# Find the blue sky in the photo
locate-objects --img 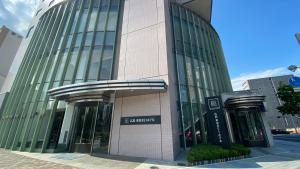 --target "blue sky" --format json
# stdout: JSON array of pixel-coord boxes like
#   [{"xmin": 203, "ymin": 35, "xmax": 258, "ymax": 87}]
[
  {"xmin": 0, "ymin": 0, "xmax": 299, "ymax": 90},
  {"xmin": 212, "ymin": 0, "xmax": 300, "ymax": 90}
]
